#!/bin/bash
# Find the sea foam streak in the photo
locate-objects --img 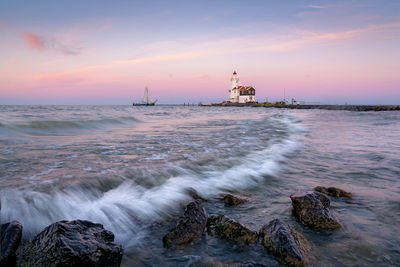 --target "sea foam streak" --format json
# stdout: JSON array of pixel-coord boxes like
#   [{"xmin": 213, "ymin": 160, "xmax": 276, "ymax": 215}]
[{"xmin": 0, "ymin": 113, "xmax": 304, "ymax": 246}]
